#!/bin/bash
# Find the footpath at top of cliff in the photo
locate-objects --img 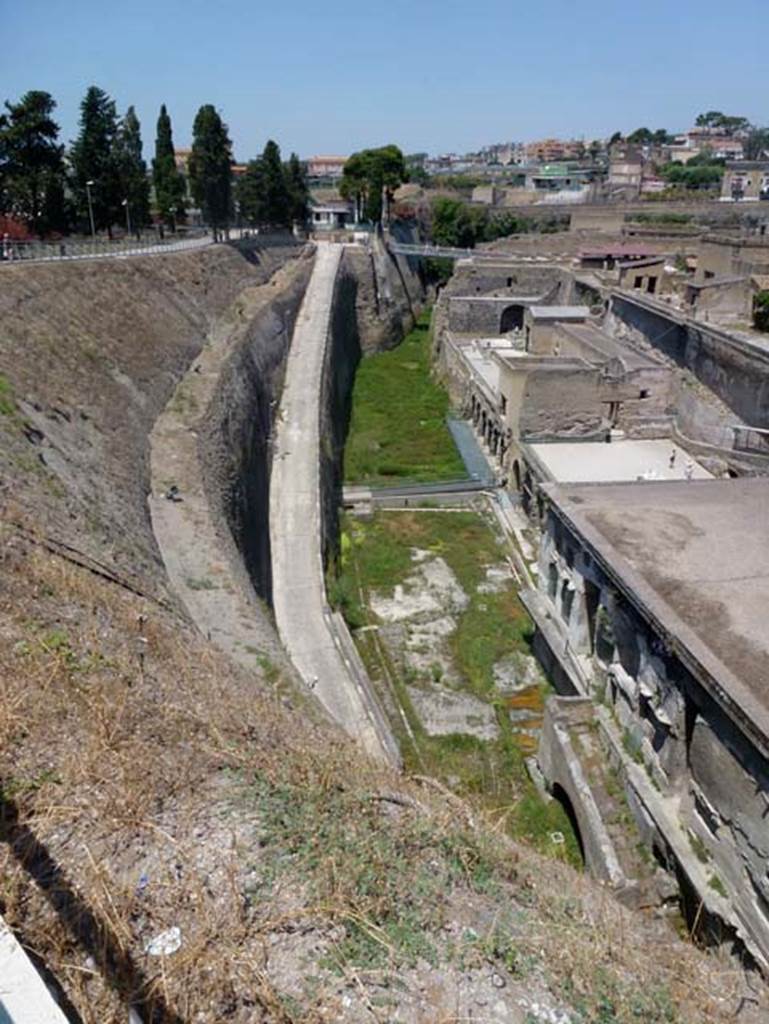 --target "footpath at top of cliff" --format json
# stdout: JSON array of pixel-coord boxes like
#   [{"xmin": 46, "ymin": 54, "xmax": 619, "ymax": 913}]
[{"xmin": 0, "ymin": 241, "xmax": 763, "ymax": 1023}]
